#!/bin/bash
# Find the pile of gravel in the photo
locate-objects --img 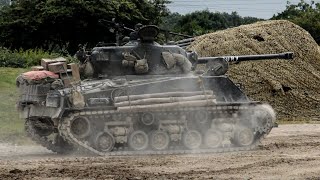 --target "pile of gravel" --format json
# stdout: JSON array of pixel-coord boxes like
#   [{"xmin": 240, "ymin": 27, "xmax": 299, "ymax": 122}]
[{"xmin": 188, "ymin": 20, "xmax": 320, "ymax": 120}]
